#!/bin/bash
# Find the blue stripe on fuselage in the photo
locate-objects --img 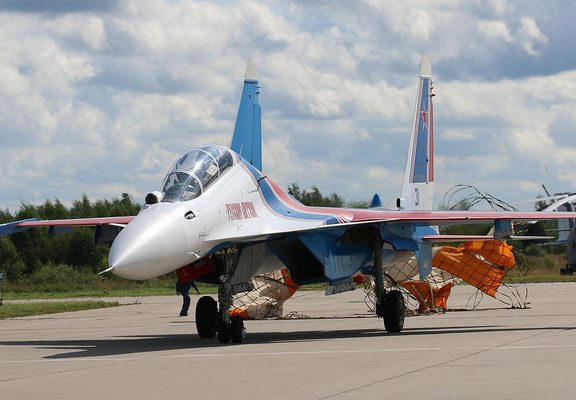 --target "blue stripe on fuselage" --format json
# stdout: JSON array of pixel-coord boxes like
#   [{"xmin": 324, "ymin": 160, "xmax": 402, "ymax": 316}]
[{"xmin": 239, "ymin": 159, "xmax": 340, "ymax": 225}]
